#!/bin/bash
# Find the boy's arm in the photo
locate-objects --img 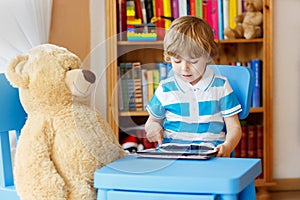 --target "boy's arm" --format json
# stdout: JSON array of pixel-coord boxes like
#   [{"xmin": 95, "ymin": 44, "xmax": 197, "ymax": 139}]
[
  {"xmin": 216, "ymin": 114, "xmax": 242, "ymax": 157},
  {"xmin": 145, "ymin": 115, "xmax": 164, "ymax": 145}
]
